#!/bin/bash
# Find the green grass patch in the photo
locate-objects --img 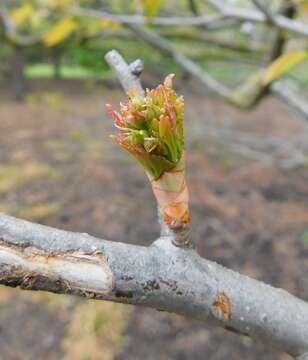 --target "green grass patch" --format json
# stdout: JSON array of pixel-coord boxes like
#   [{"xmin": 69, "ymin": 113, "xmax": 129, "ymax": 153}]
[
  {"xmin": 14, "ymin": 202, "xmax": 63, "ymax": 221},
  {"xmin": 25, "ymin": 63, "xmax": 112, "ymax": 80},
  {"xmin": 0, "ymin": 162, "xmax": 60, "ymax": 193}
]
